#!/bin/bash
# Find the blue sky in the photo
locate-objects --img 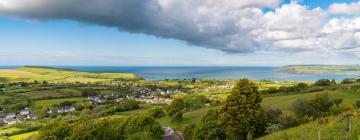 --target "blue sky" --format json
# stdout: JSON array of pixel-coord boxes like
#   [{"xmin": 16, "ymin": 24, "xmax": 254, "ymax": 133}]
[{"xmin": 0, "ymin": 0, "xmax": 360, "ymax": 66}]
